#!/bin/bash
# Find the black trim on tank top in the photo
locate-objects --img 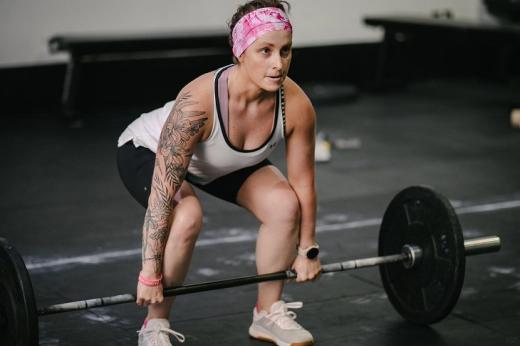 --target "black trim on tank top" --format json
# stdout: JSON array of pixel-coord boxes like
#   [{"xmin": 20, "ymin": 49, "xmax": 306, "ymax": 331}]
[
  {"xmin": 214, "ymin": 65, "xmax": 280, "ymax": 153},
  {"xmin": 280, "ymin": 85, "xmax": 286, "ymax": 136}
]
